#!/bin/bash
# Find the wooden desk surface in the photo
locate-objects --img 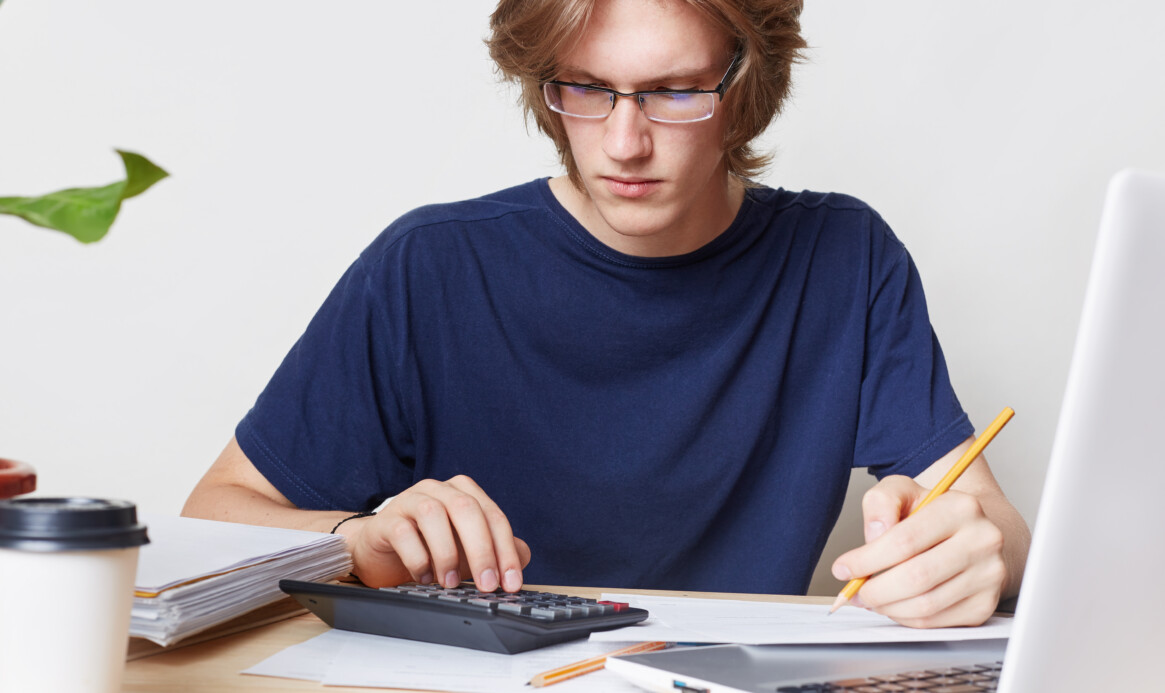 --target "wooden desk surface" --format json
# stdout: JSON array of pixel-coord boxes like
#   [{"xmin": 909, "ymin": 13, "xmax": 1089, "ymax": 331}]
[{"xmin": 122, "ymin": 585, "xmax": 830, "ymax": 693}]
